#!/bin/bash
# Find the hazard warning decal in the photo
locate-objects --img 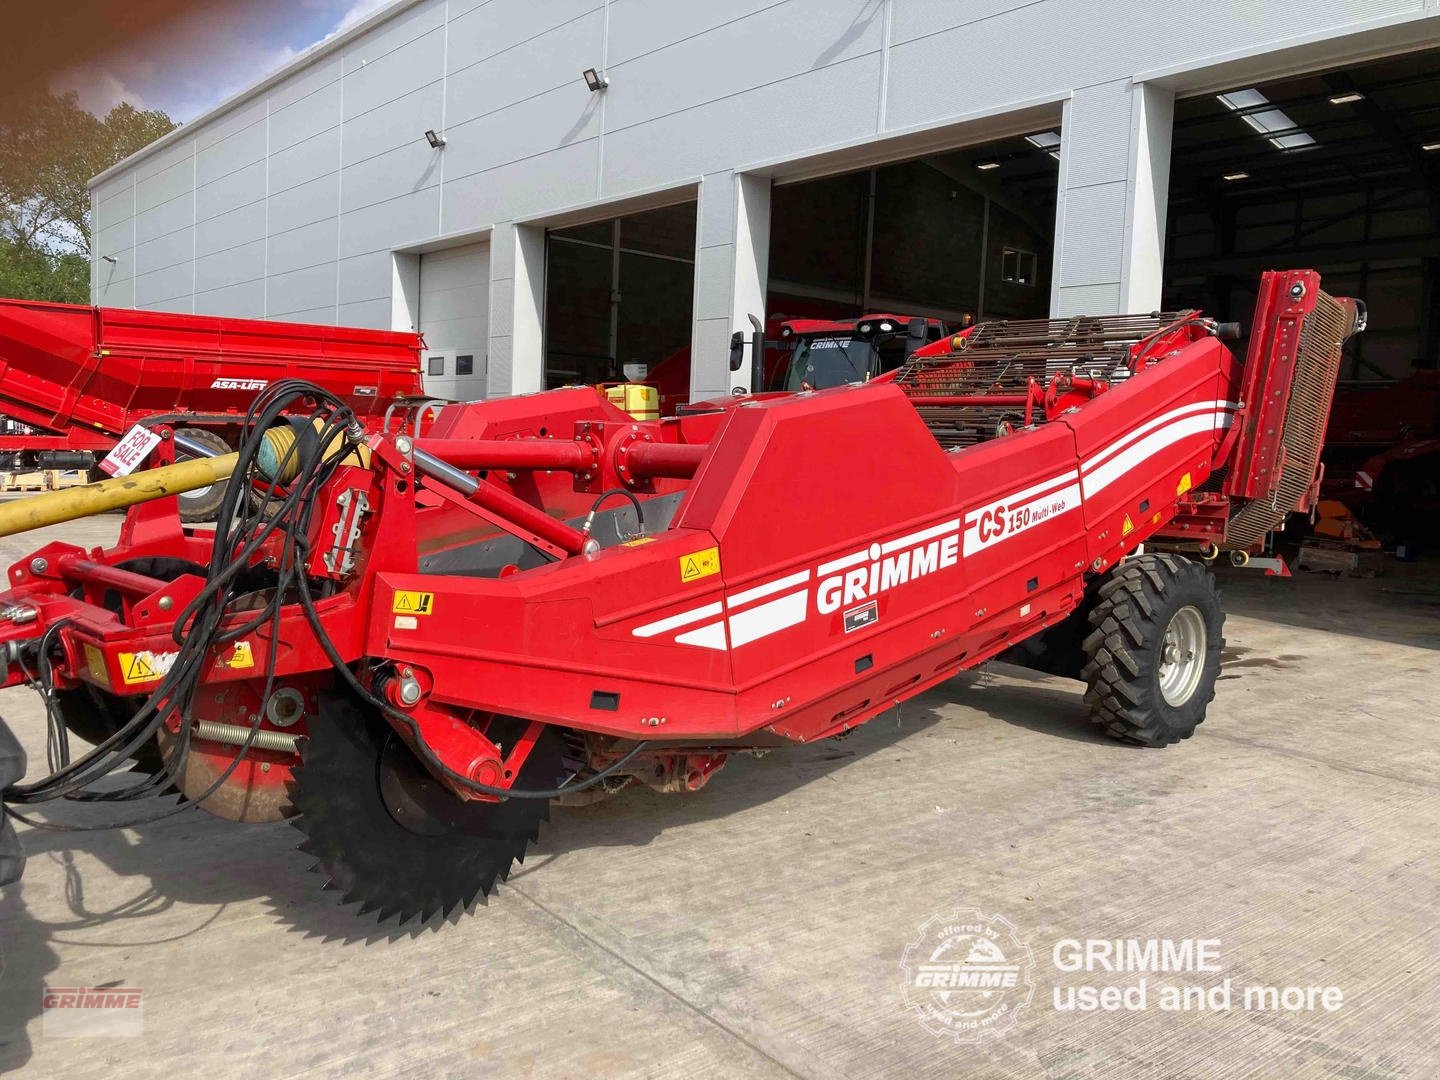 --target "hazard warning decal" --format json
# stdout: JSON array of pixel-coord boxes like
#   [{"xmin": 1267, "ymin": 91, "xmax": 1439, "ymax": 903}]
[
  {"xmin": 117, "ymin": 650, "xmax": 178, "ymax": 686},
  {"xmin": 680, "ymin": 547, "xmax": 721, "ymax": 583},
  {"xmin": 392, "ymin": 590, "xmax": 435, "ymax": 615}
]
